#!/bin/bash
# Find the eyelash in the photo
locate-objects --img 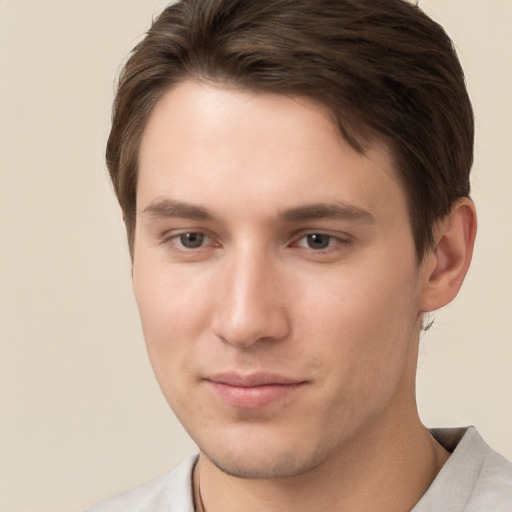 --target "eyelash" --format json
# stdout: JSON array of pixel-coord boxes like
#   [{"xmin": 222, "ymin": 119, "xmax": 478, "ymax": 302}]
[
  {"xmin": 166, "ymin": 232, "xmax": 215, "ymax": 250},
  {"xmin": 293, "ymin": 233, "xmax": 349, "ymax": 251},
  {"xmin": 163, "ymin": 231, "xmax": 350, "ymax": 254}
]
